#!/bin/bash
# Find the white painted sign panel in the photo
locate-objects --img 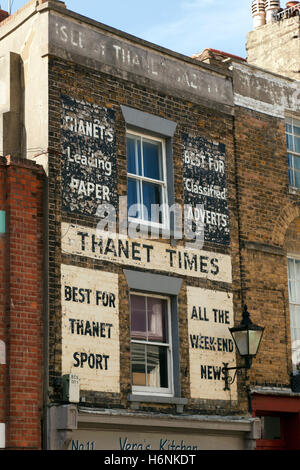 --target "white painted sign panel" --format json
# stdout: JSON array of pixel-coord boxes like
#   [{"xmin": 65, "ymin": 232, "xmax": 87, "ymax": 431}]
[
  {"xmin": 61, "ymin": 264, "xmax": 120, "ymax": 393},
  {"xmin": 61, "ymin": 223, "xmax": 232, "ymax": 284},
  {"xmin": 187, "ymin": 287, "xmax": 237, "ymax": 400}
]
